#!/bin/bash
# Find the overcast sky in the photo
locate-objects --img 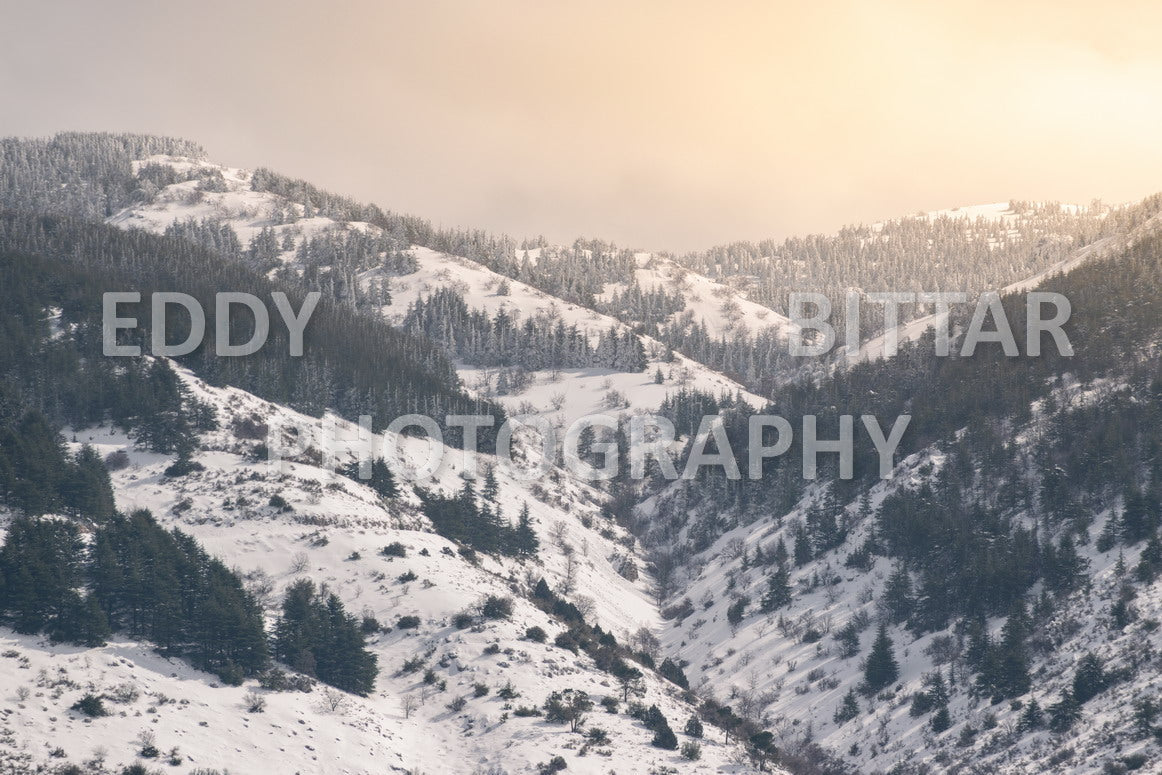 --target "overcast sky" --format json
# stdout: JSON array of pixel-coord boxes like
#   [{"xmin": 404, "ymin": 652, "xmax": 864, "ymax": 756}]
[{"xmin": 3, "ymin": 0, "xmax": 1162, "ymax": 252}]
